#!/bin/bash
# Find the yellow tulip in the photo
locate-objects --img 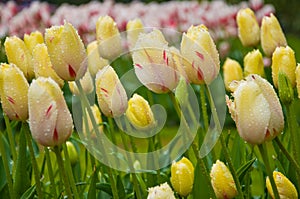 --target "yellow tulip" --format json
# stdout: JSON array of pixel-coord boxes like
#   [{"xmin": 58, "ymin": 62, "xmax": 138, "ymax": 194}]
[
  {"xmin": 126, "ymin": 18, "xmax": 144, "ymax": 50},
  {"xmin": 95, "ymin": 66, "xmax": 127, "ymax": 117},
  {"xmin": 170, "ymin": 157, "xmax": 194, "ymax": 197},
  {"xmin": 226, "ymin": 74, "xmax": 284, "ymax": 144},
  {"xmin": 24, "ymin": 31, "xmax": 44, "ymax": 54},
  {"xmin": 28, "ymin": 77, "xmax": 73, "ymax": 146},
  {"xmin": 210, "ymin": 160, "xmax": 237, "ymax": 199},
  {"xmin": 45, "ymin": 21, "xmax": 87, "ymax": 81},
  {"xmin": 147, "ymin": 182, "xmax": 176, "ymax": 199},
  {"xmin": 126, "ymin": 94, "xmax": 155, "ymax": 130},
  {"xmin": 271, "ymin": 46, "xmax": 296, "ymax": 88},
  {"xmin": 244, "ymin": 49, "xmax": 265, "ymax": 77},
  {"xmin": 222, "ymin": 58, "xmax": 243, "ymax": 91},
  {"xmin": 4, "ymin": 36, "xmax": 35, "ymax": 80},
  {"xmin": 86, "ymin": 41, "xmax": 109, "ymax": 77},
  {"xmin": 180, "ymin": 25, "xmax": 220, "ymax": 84},
  {"xmin": 96, "ymin": 15, "xmax": 122, "ymax": 60},
  {"xmin": 65, "ymin": 141, "xmax": 78, "ymax": 165},
  {"xmin": 266, "ymin": 171, "xmax": 298, "ymax": 199},
  {"xmin": 261, "ymin": 13, "xmax": 287, "ymax": 57},
  {"xmin": 32, "ymin": 43, "xmax": 64, "ymax": 88},
  {"xmin": 236, "ymin": 8, "xmax": 260, "ymax": 47},
  {"xmin": 296, "ymin": 64, "xmax": 300, "ymax": 99},
  {"xmin": 68, "ymin": 71, "xmax": 94, "ymax": 95},
  {"xmin": 0, "ymin": 63, "xmax": 29, "ymax": 121}
]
